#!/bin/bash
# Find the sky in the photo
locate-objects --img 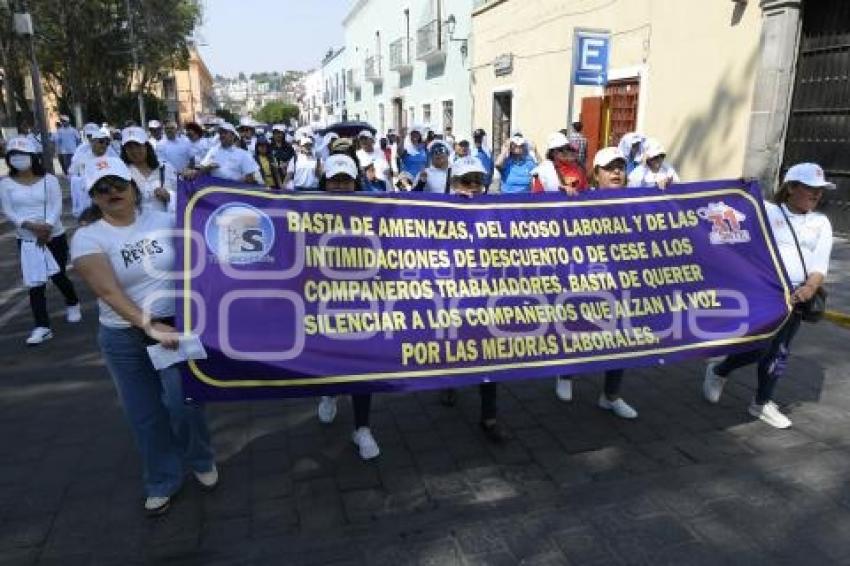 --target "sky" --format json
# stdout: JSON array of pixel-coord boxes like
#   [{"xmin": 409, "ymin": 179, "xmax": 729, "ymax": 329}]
[{"xmin": 196, "ymin": 0, "xmax": 353, "ymax": 77}]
